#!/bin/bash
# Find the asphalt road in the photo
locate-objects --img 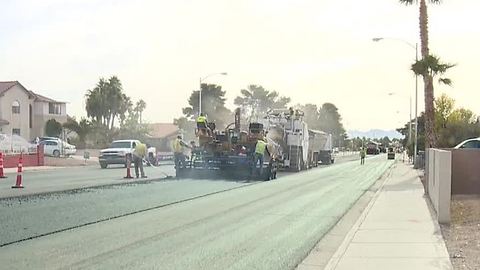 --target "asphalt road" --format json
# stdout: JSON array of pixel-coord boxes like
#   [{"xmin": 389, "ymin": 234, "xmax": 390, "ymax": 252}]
[
  {"xmin": 0, "ymin": 164, "xmax": 176, "ymax": 198},
  {"xmin": 0, "ymin": 154, "xmax": 392, "ymax": 270}
]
